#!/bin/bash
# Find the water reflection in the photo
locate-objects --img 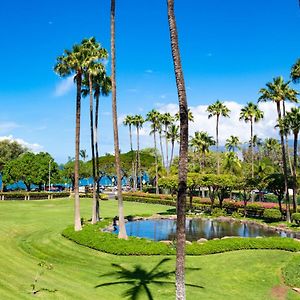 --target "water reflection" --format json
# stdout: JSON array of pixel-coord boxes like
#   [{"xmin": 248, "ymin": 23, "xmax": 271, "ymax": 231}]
[{"xmin": 114, "ymin": 218, "xmax": 300, "ymax": 241}]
